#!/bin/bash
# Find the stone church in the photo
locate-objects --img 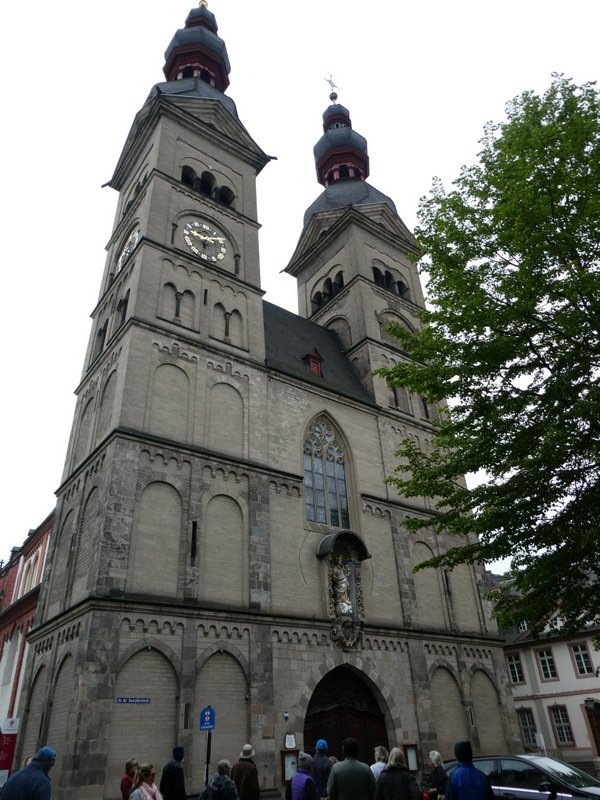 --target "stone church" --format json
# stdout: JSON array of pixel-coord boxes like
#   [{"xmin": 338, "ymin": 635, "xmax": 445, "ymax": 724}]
[{"xmin": 16, "ymin": 4, "xmax": 519, "ymax": 798}]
